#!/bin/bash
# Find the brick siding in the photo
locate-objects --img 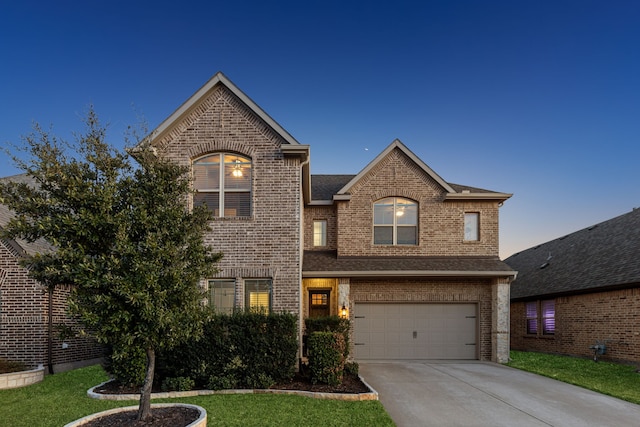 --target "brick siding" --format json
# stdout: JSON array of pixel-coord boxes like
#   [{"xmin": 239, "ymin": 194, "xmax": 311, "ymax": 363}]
[
  {"xmin": 0, "ymin": 242, "xmax": 104, "ymax": 369},
  {"xmin": 328, "ymin": 148, "xmax": 500, "ymax": 257},
  {"xmin": 511, "ymin": 287, "xmax": 640, "ymax": 364},
  {"xmin": 154, "ymin": 85, "xmax": 301, "ymax": 314}
]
